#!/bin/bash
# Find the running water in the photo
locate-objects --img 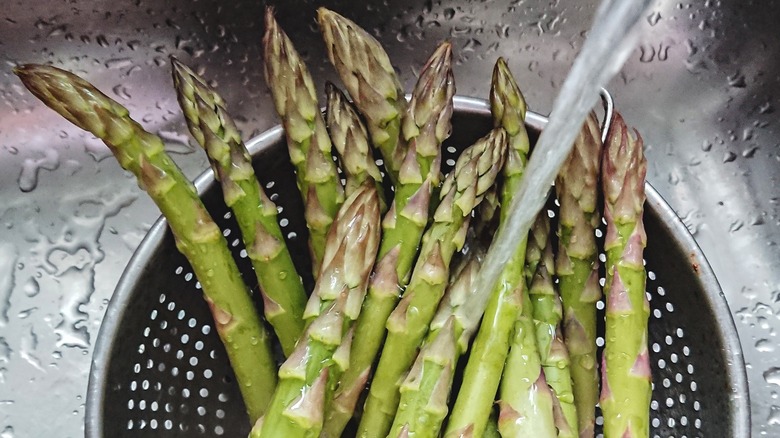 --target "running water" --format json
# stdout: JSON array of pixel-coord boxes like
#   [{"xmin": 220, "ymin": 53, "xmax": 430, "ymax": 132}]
[{"xmin": 475, "ymin": 0, "xmax": 652, "ymax": 298}]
